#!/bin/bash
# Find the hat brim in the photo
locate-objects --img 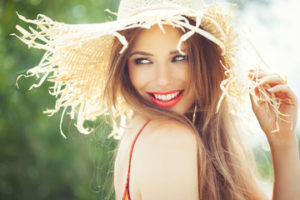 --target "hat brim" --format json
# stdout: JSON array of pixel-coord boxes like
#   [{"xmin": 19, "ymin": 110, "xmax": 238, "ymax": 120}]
[{"xmin": 14, "ymin": 5, "xmax": 238, "ymax": 134}]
